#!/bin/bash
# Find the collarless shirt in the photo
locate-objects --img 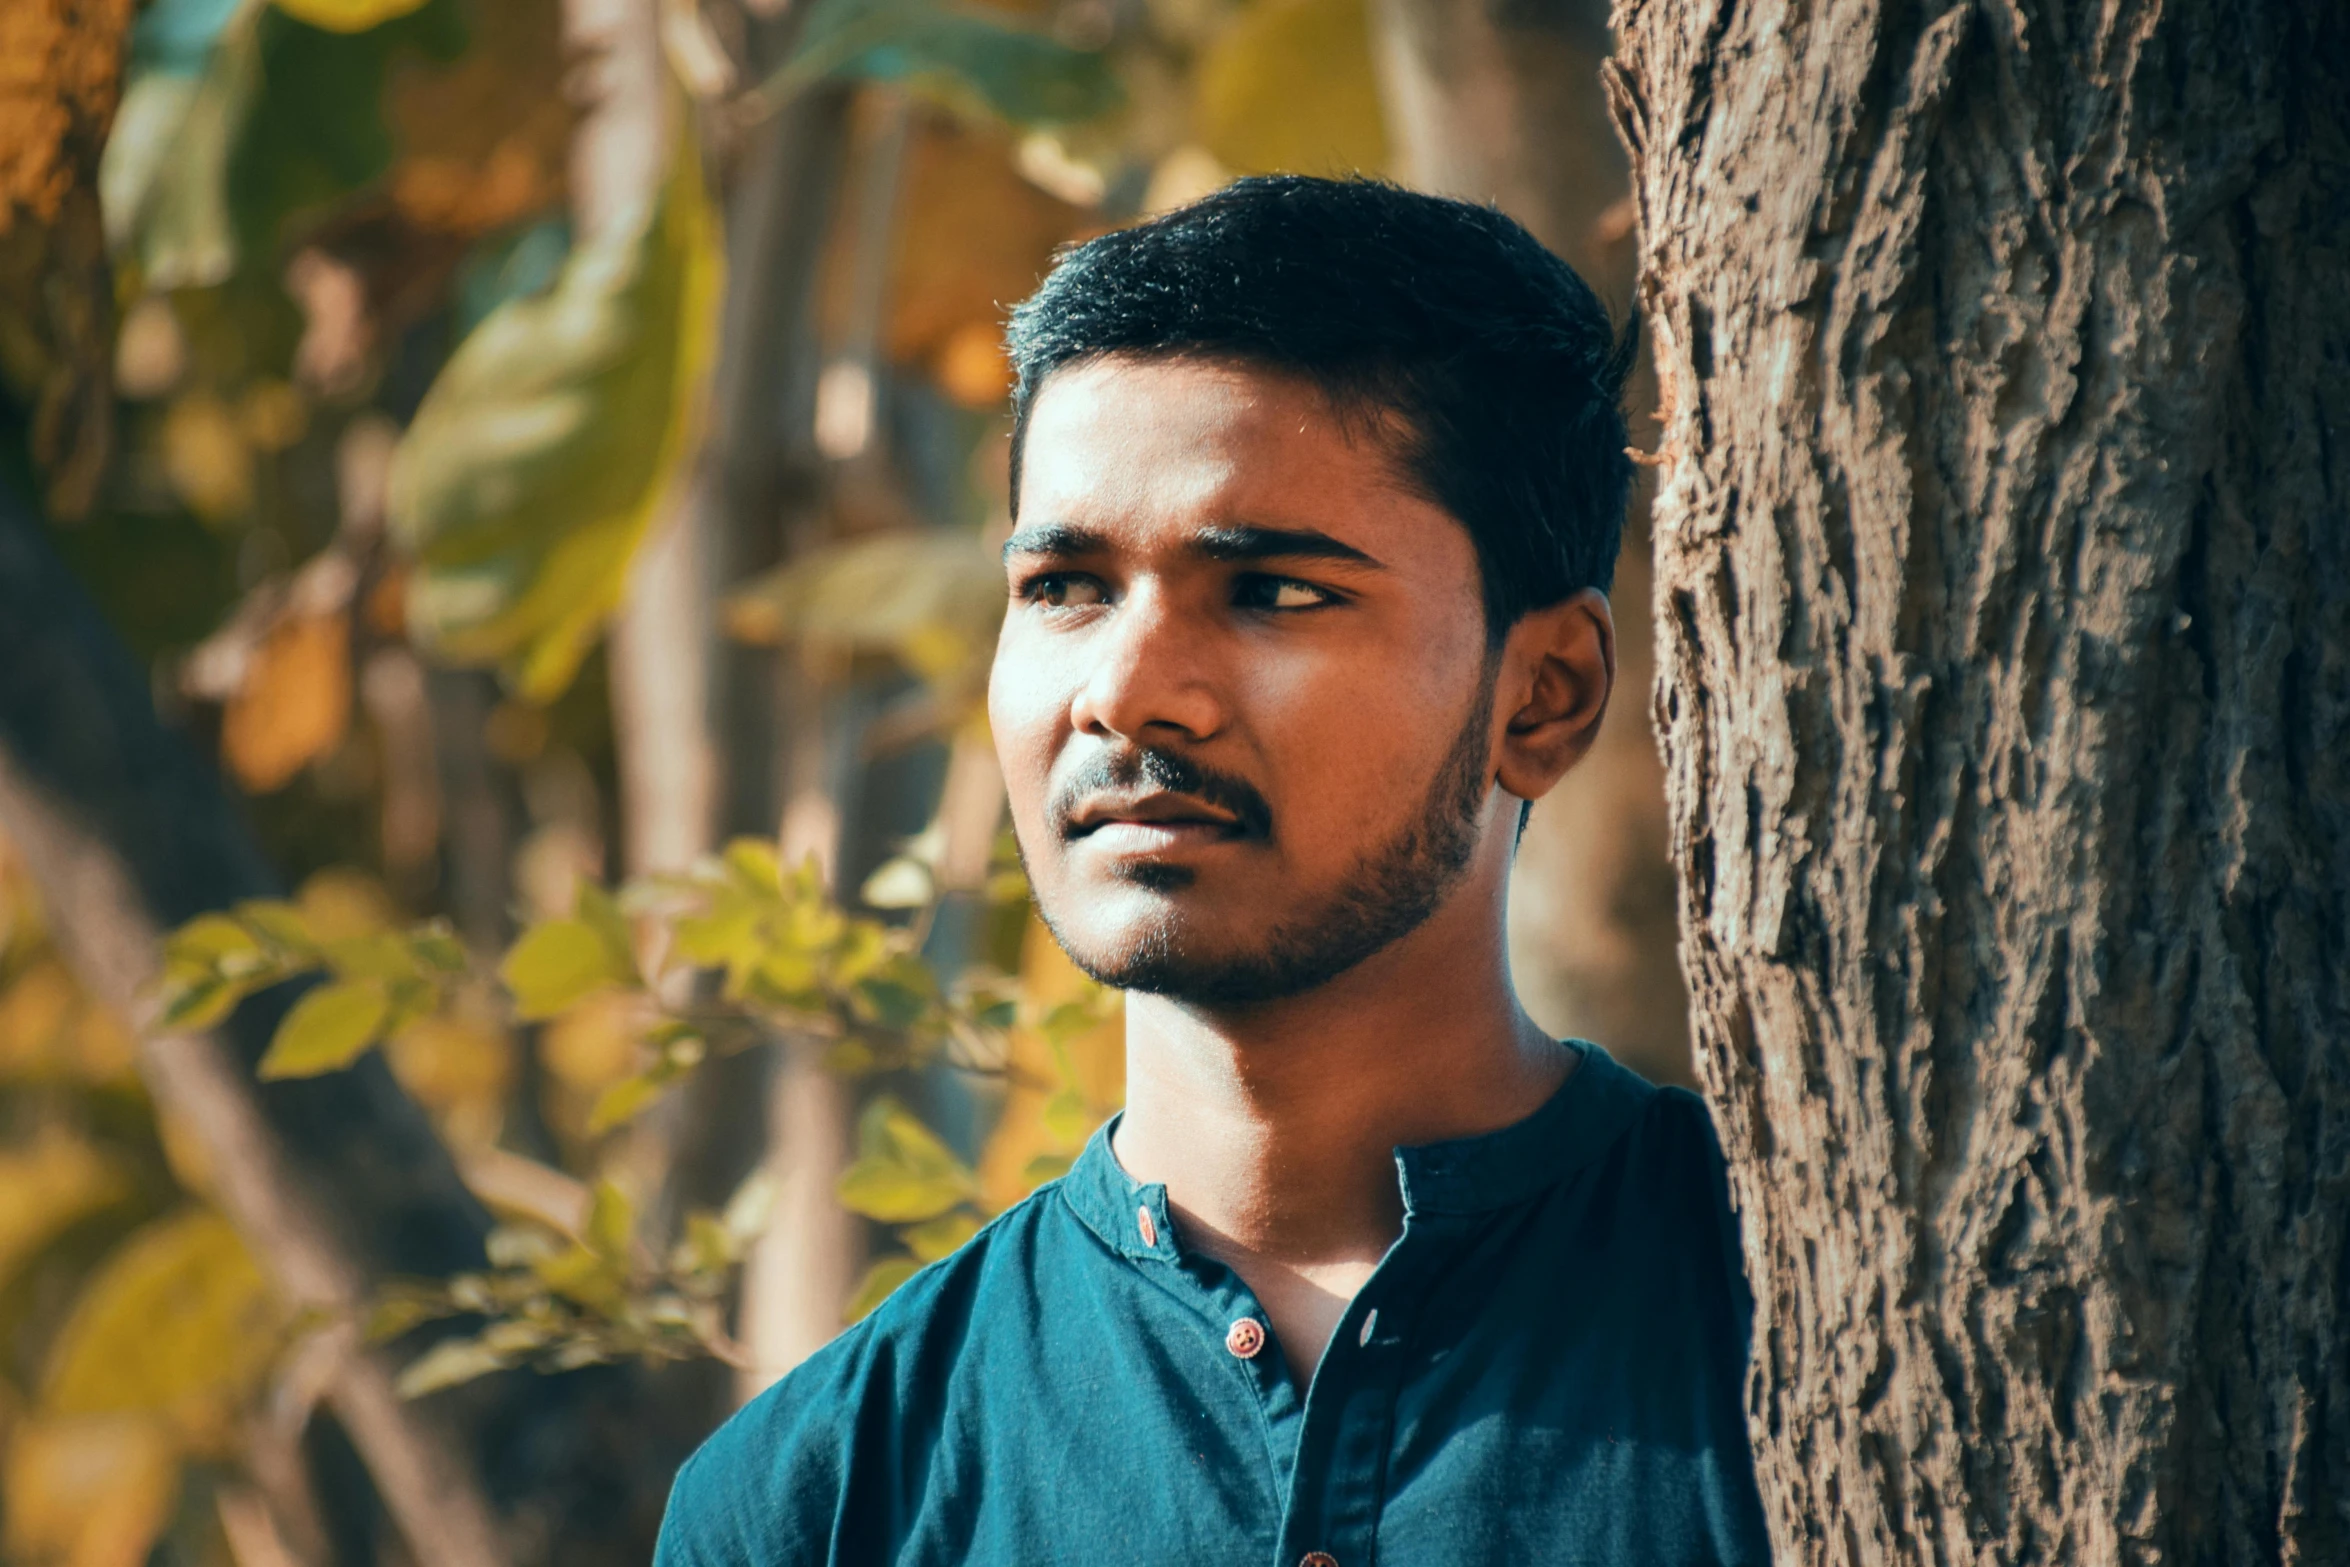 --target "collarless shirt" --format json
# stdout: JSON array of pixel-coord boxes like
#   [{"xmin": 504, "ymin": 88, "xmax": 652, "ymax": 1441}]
[{"xmin": 656, "ymin": 1042, "xmax": 1772, "ymax": 1567}]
